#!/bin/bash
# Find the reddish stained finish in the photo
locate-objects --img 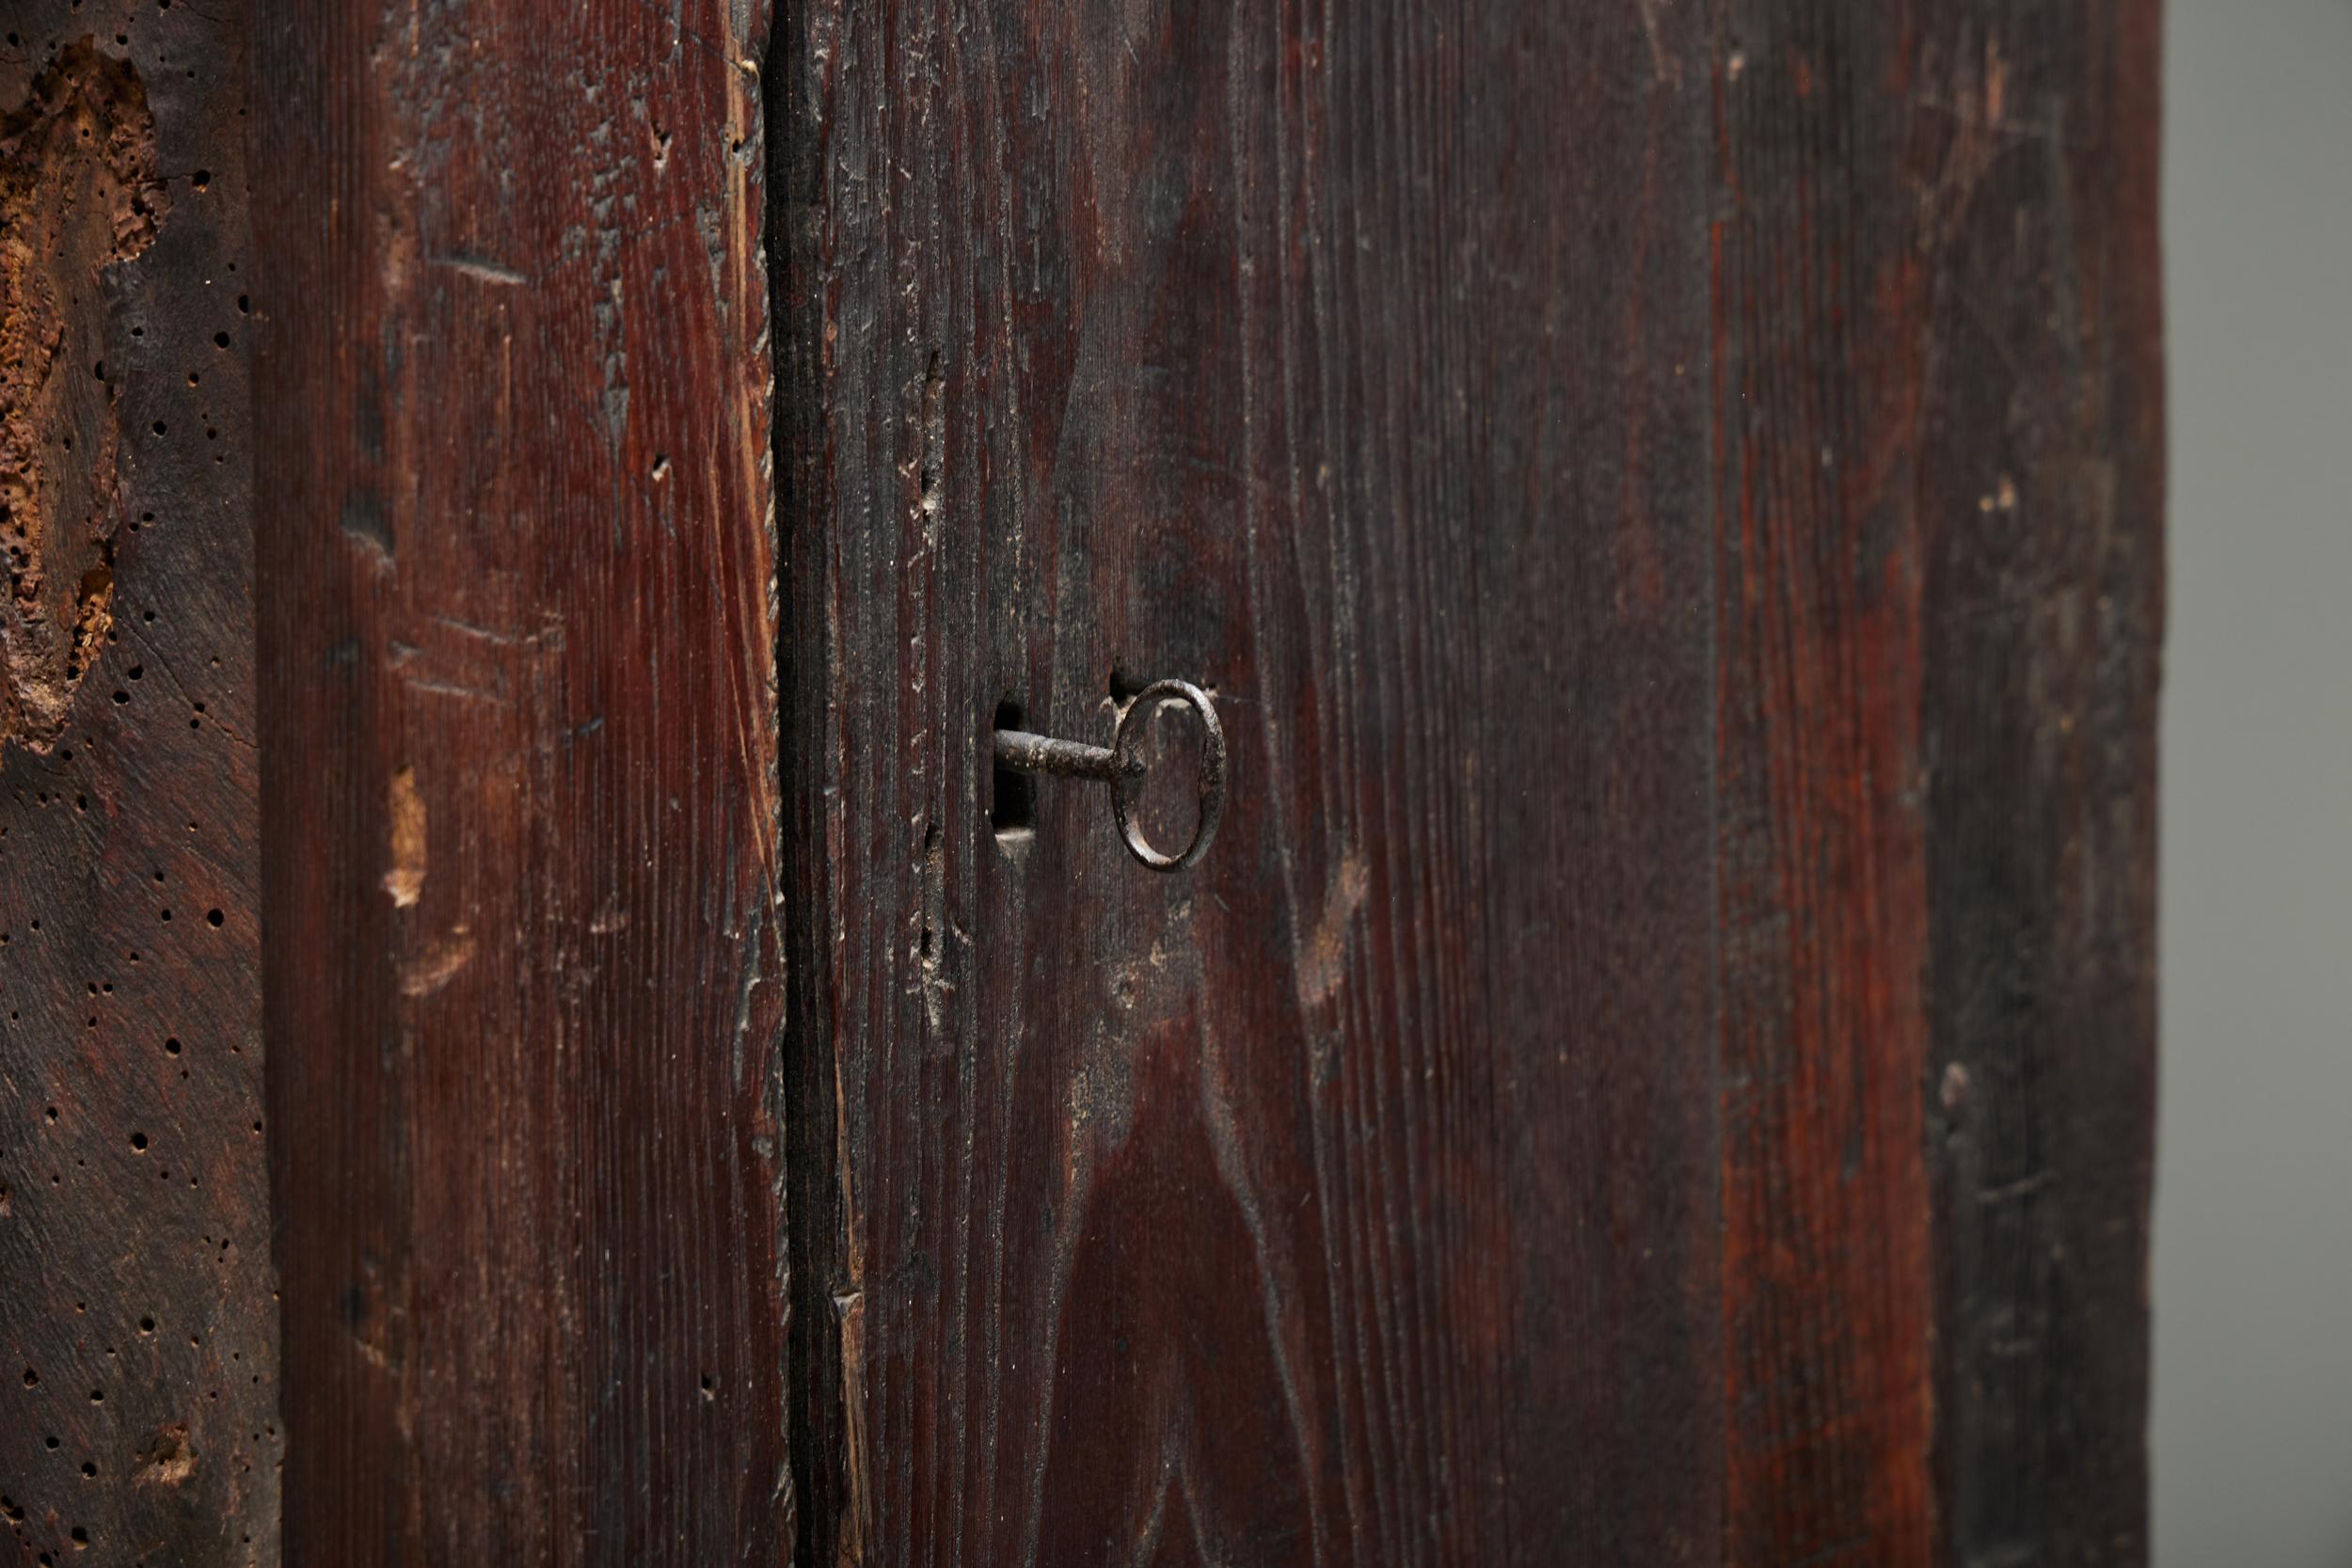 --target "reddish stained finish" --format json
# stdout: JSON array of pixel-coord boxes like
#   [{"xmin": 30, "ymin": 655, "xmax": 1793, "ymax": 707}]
[
  {"xmin": 778, "ymin": 0, "xmax": 1723, "ymax": 1562},
  {"xmin": 251, "ymin": 3, "xmax": 788, "ymax": 1561},
  {"xmin": 783, "ymin": 0, "xmax": 2158, "ymax": 1563},
  {"xmin": 1711, "ymin": 4, "xmax": 2161, "ymax": 1564},
  {"xmin": 0, "ymin": 0, "xmax": 2157, "ymax": 1560},
  {"xmin": 1711, "ymin": 8, "xmax": 1939, "ymax": 1560}
]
